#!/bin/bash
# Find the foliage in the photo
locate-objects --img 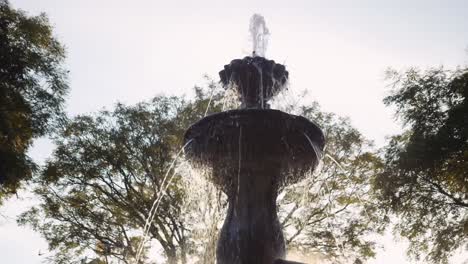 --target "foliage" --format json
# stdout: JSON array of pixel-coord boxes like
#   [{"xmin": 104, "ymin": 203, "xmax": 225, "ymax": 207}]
[
  {"xmin": 19, "ymin": 96, "xmax": 187, "ymax": 264},
  {"xmin": 0, "ymin": 0, "xmax": 68, "ymax": 200},
  {"xmin": 276, "ymin": 99, "xmax": 386, "ymax": 263},
  {"xmin": 20, "ymin": 79, "xmax": 385, "ymax": 263},
  {"xmin": 374, "ymin": 67, "xmax": 468, "ymax": 263},
  {"xmin": 18, "ymin": 81, "xmax": 224, "ymax": 264}
]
